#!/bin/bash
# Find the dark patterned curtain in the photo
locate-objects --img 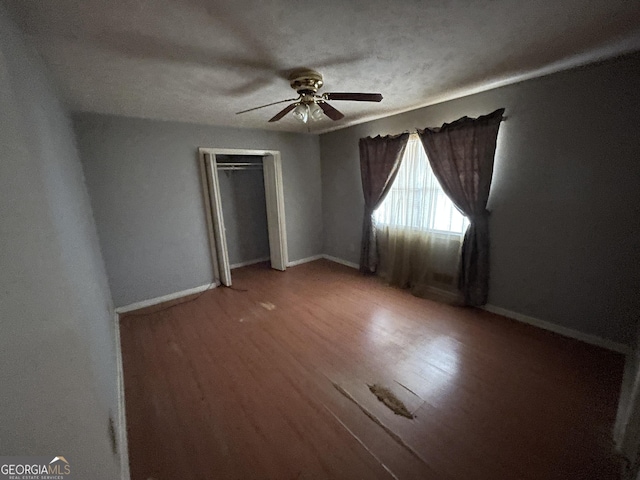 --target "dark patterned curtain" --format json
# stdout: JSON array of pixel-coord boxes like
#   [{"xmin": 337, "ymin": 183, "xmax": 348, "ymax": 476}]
[
  {"xmin": 417, "ymin": 109, "xmax": 504, "ymax": 306},
  {"xmin": 358, "ymin": 133, "xmax": 410, "ymax": 273}
]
